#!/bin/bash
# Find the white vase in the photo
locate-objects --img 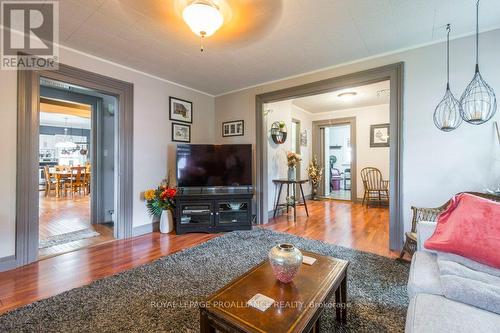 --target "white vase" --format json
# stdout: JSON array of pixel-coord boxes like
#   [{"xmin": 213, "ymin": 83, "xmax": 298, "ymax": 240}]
[{"xmin": 159, "ymin": 210, "xmax": 174, "ymax": 233}]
